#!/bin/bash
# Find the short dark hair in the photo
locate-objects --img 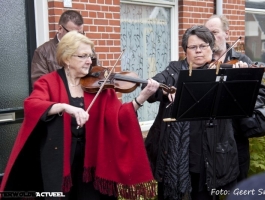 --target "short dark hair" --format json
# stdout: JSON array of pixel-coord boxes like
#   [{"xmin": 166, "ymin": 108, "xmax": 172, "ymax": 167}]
[
  {"xmin": 59, "ymin": 10, "xmax": 83, "ymax": 26},
  {"xmin": 182, "ymin": 25, "xmax": 215, "ymax": 52}
]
